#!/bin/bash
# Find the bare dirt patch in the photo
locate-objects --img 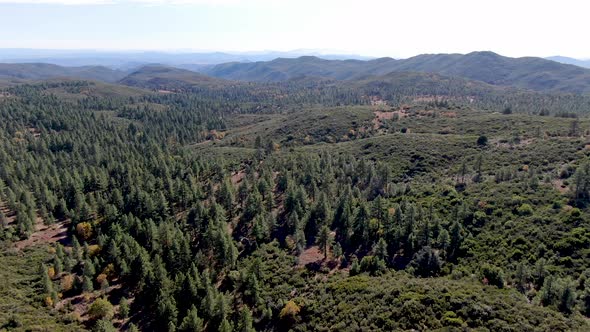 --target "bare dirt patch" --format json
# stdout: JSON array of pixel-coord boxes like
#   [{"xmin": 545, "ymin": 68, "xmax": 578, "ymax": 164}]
[
  {"xmin": 56, "ymin": 283, "xmax": 124, "ymax": 324},
  {"xmin": 493, "ymin": 138, "xmax": 534, "ymax": 149},
  {"xmin": 372, "ymin": 110, "xmax": 408, "ymax": 129},
  {"xmin": 27, "ymin": 127, "xmax": 41, "ymax": 138},
  {"xmin": 441, "ymin": 111, "xmax": 458, "ymax": 118},
  {"xmin": 0, "ymin": 201, "xmax": 16, "ymax": 225},
  {"xmin": 14, "ymin": 219, "xmax": 69, "ymax": 250},
  {"xmin": 231, "ymin": 169, "xmax": 246, "ymax": 186},
  {"xmin": 297, "ymin": 246, "xmax": 324, "ymax": 267},
  {"xmin": 368, "ymin": 96, "xmax": 387, "ymax": 106},
  {"xmin": 372, "ymin": 111, "xmax": 394, "ymax": 129},
  {"xmin": 552, "ymin": 179, "xmax": 569, "ymax": 194}
]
